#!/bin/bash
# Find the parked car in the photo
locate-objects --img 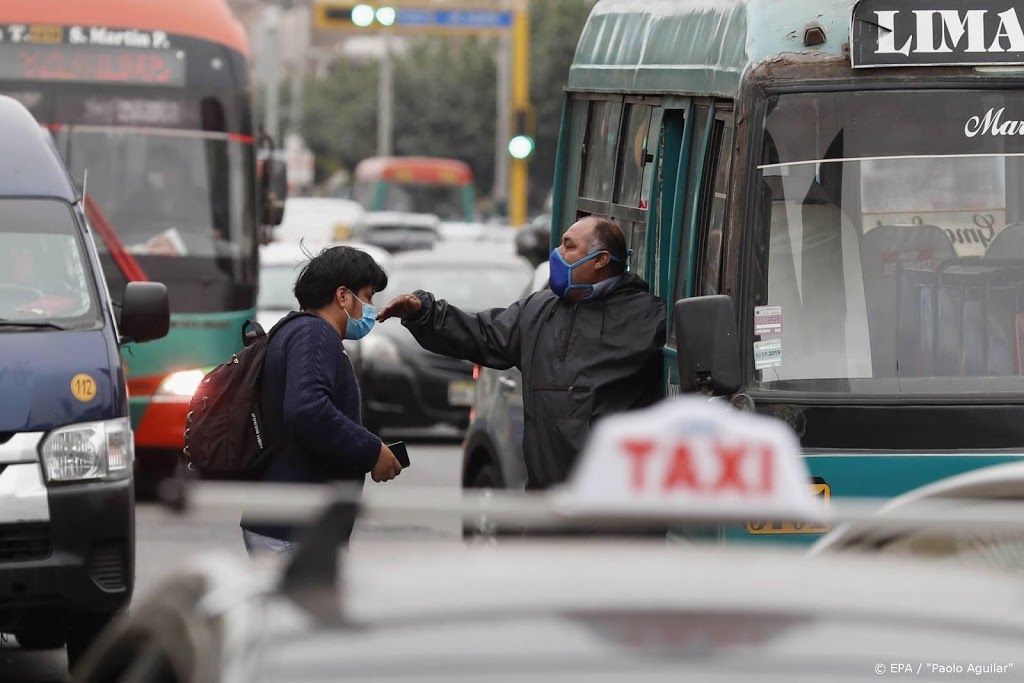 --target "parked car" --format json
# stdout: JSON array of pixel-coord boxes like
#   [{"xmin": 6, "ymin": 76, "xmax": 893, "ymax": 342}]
[
  {"xmin": 461, "ymin": 261, "xmax": 548, "ymax": 492},
  {"xmin": 352, "ymin": 211, "xmax": 441, "ymax": 253},
  {"xmin": 257, "ymin": 240, "xmax": 391, "ymax": 333},
  {"xmin": 354, "ymin": 246, "xmax": 533, "ymax": 435},
  {"xmin": 272, "ymin": 197, "xmax": 365, "ymax": 244}
]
